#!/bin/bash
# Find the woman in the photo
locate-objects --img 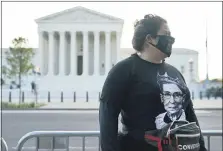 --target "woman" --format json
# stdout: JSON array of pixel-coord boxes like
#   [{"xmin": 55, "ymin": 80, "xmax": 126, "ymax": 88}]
[{"xmin": 99, "ymin": 14, "xmax": 207, "ymax": 151}]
